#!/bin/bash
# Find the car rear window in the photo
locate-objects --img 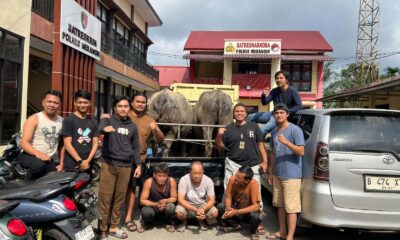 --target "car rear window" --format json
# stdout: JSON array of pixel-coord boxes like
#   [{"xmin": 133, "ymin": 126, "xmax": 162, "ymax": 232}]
[
  {"xmin": 297, "ymin": 114, "xmax": 315, "ymax": 141},
  {"xmin": 329, "ymin": 113, "xmax": 400, "ymax": 154}
]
